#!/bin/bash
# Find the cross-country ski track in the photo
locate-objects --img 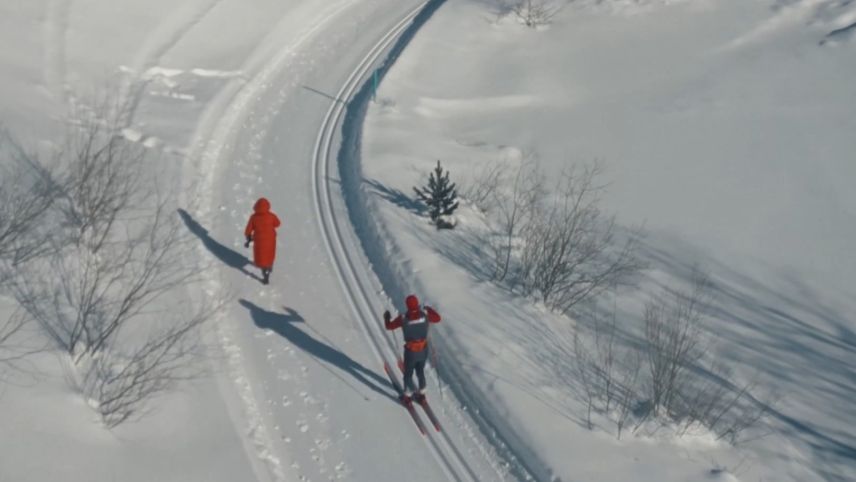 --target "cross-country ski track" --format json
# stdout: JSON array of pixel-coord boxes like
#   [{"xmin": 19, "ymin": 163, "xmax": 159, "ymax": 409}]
[
  {"xmin": 183, "ymin": 1, "xmax": 519, "ymax": 481},
  {"xmin": 312, "ymin": 3, "xmax": 485, "ymax": 481}
]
